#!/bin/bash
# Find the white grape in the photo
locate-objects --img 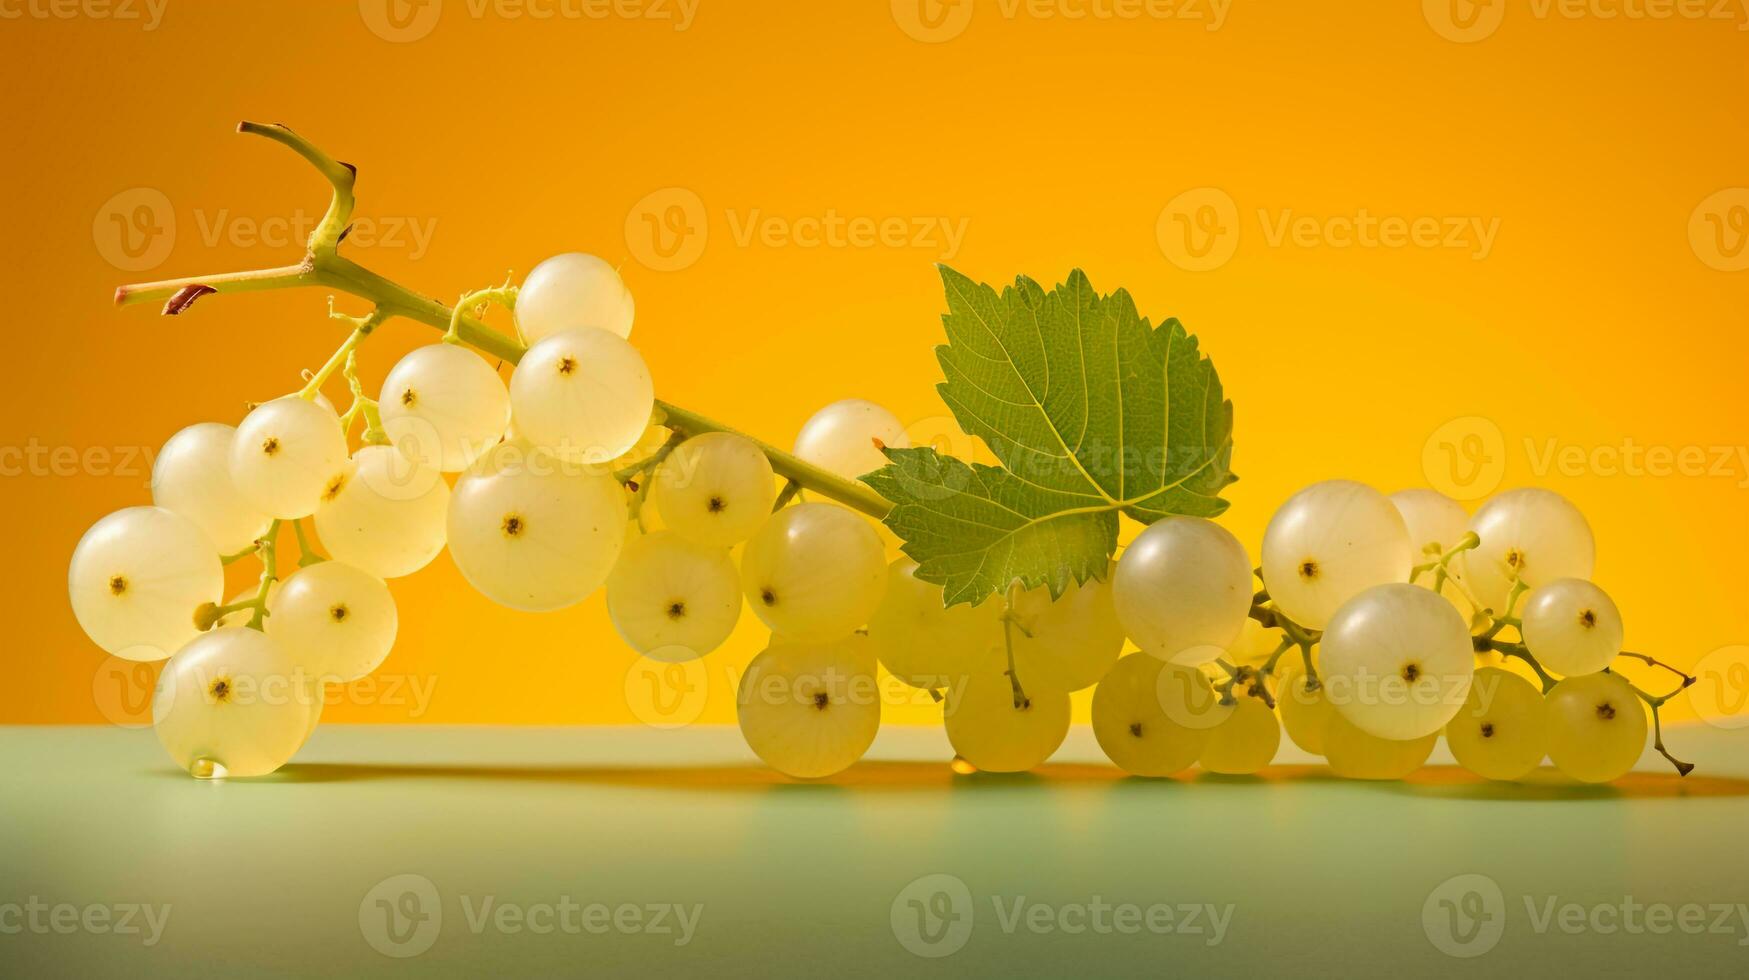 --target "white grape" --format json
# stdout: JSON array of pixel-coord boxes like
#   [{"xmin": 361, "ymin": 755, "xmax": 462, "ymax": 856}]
[
  {"xmin": 313, "ymin": 445, "xmax": 450, "ymax": 579},
  {"xmin": 1319, "ymin": 582, "xmax": 1474, "ymax": 740},
  {"xmin": 1460, "ymin": 488, "xmax": 1595, "ymax": 615},
  {"xmin": 651, "ymin": 432, "xmax": 776, "ymax": 547},
  {"xmin": 510, "ymin": 328, "xmax": 654, "ymax": 463},
  {"xmin": 740, "ymin": 503, "xmax": 887, "ymax": 641},
  {"xmin": 1521, "ymin": 578, "xmax": 1623, "ymax": 676},
  {"xmin": 866, "ymin": 560, "xmax": 1002, "ymax": 689},
  {"xmin": 229, "ymin": 396, "xmax": 351, "ymax": 519},
  {"xmin": 792, "ymin": 399, "xmax": 909, "ymax": 481},
  {"xmin": 1113, "ymin": 517, "xmax": 1252, "ymax": 664},
  {"xmin": 1389, "ymin": 488, "xmax": 1469, "ymax": 559},
  {"xmin": 153, "ymin": 628, "xmax": 317, "ymax": 778},
  {"xmin": 266, "ymin": 561, "xmax": 399, "ymax": 683},
  {"xmin": 447, "ymin": 443, "xmax": 628, "ymax": 611},
  {"xmin": 379, "ymin": 342, "xmax": 512, "ymax": 474},
  {"xmin": 606, "ymin": 531, "xmax": 742, "ymax": 661},
  {"xmin": 944, "ymin": 669, "xmax": 1071, "ymax": 773},
  {"xmin": 69, "ymin": 506, "xmax": 223, "ymax": 662},
  {"xmin": 736, "ymin": 635, "xmax": 881, "ymax": 778},
  {"xmin": 151, "ymin": 422, "xmax": 273, "ymax": 554},
  {"xmin": 516, "ymin": 253, "xmax": 635, "ymax": 343},
  {"xmin": 1006, "ymin": 570, "xmax": 1126, "ymax": 693},
  {"xmin": 1260, "ymin": 480, "xmax": 1412, "ymax": 630}
]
